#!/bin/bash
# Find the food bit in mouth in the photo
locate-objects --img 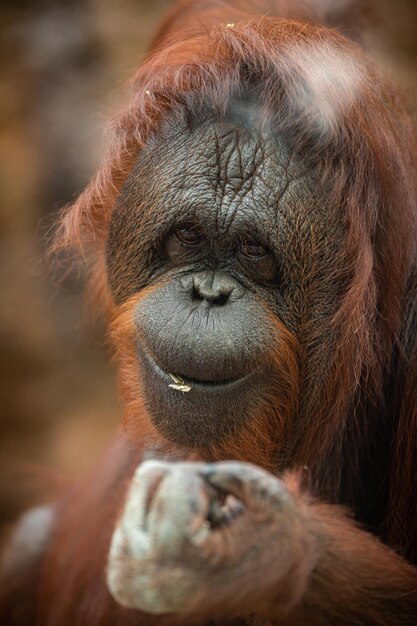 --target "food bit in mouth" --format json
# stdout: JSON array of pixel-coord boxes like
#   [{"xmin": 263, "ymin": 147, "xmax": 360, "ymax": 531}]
[{"xmin": 168, "ymin": 373, "xmax": 192, "ymax": 393}]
